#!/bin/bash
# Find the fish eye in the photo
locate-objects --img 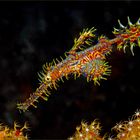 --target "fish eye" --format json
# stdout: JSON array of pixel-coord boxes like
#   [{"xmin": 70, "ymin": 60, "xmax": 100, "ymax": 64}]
[{"xmin": 45, "ymin": 75, "xmax": 51, "ymax": 82}]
